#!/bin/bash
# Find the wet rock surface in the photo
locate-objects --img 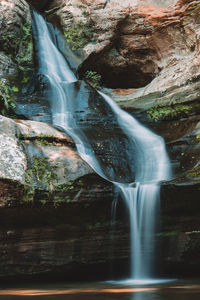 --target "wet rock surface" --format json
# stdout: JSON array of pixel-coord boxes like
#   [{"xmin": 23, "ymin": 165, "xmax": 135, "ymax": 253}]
[
  {"xmin": 15, "ymin": 80, "xmax": 138, "ymax": 183},
  {"xmin": 0, "ymin": 179, "xmax": 199, "ymax": 280},
  {"xmin": 0, "ymin": 0, "xmax": 200, "ymax": 281}
]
